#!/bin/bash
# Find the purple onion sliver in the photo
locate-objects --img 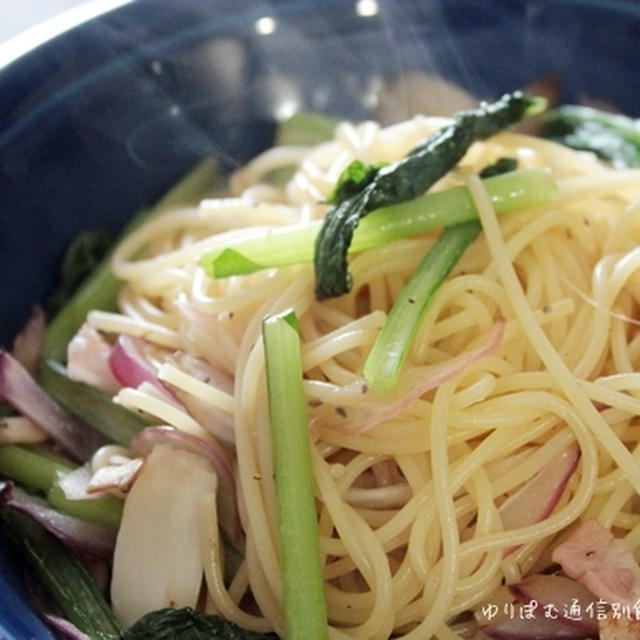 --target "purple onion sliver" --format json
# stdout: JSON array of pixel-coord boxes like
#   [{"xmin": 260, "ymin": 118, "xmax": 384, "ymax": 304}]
[
  {"xmin": 0, "ymin": 350, "xmax": 105, "ymax": 462},
  {"xmin": 481, "ymin": 613, "xmax": 596, "ymax": 639},
  {"xmin": 509, "ymin": 574, "xmax": 599, "ymax": 633},
  {"xmin": 0, "ymin": 481, "xmax": 116, "ymax": 558},
  {"xmin": 108, "ymin": 334, "xmax": 182, "ymax": 406}
]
